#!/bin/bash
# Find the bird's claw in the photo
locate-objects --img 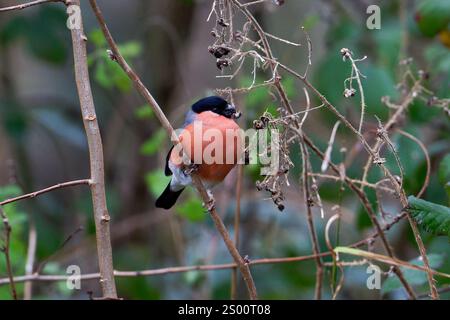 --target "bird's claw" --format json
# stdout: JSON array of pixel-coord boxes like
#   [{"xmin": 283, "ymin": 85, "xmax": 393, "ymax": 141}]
[
  {"xmin": 205, "ymin": 198, "xmax": 216, "ymax": 212},
  {"xmin": 183, "ymin": 163, "xmax": 199, "ymax": 175},
  {"xmin": 202, "ymin": 191, "xmax": 215, "ymax": 212}
]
